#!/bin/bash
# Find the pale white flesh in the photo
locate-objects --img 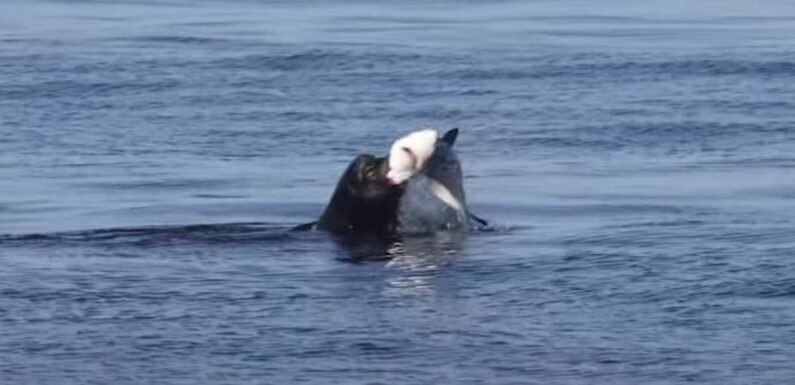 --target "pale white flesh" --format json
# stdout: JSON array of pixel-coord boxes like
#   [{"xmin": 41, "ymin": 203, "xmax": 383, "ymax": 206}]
[
  {"xmin": 427, "ymin": 178, "xmax": 465, "ymax": 212},
  {"xmin": 387, "ymin": 129, "xmax": 438, "ymax": 185}
]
